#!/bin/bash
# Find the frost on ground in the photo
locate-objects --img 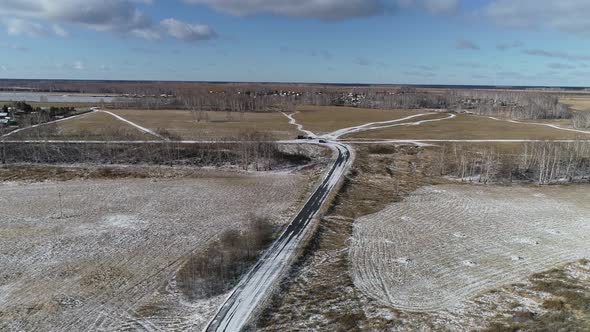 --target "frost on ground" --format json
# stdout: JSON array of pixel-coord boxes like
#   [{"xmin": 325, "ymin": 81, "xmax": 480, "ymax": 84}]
[
  {"xmin": 350, "ymin": 184, "xmax": 590, "ymax": 312},
  {"xmin": 0, "ymin": 174, "xmax": 308, "ymax": 331}
]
